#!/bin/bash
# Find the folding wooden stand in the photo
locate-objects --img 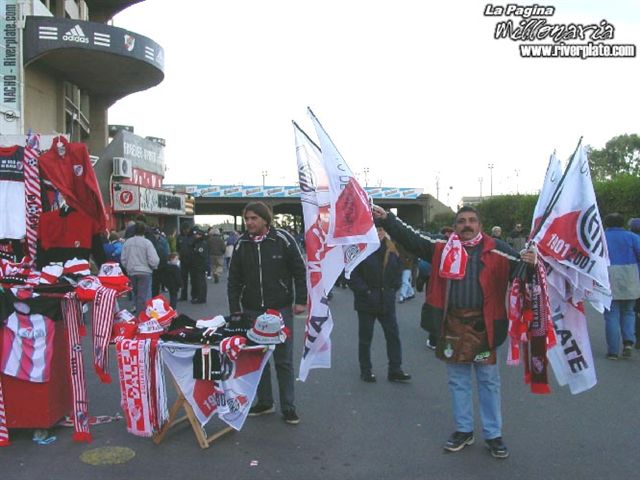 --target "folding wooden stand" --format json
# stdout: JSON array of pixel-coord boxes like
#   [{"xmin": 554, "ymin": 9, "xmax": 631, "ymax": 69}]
[{"xmin": 152, "ymin": 379, "xmax": 233, "ymax": 449}]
